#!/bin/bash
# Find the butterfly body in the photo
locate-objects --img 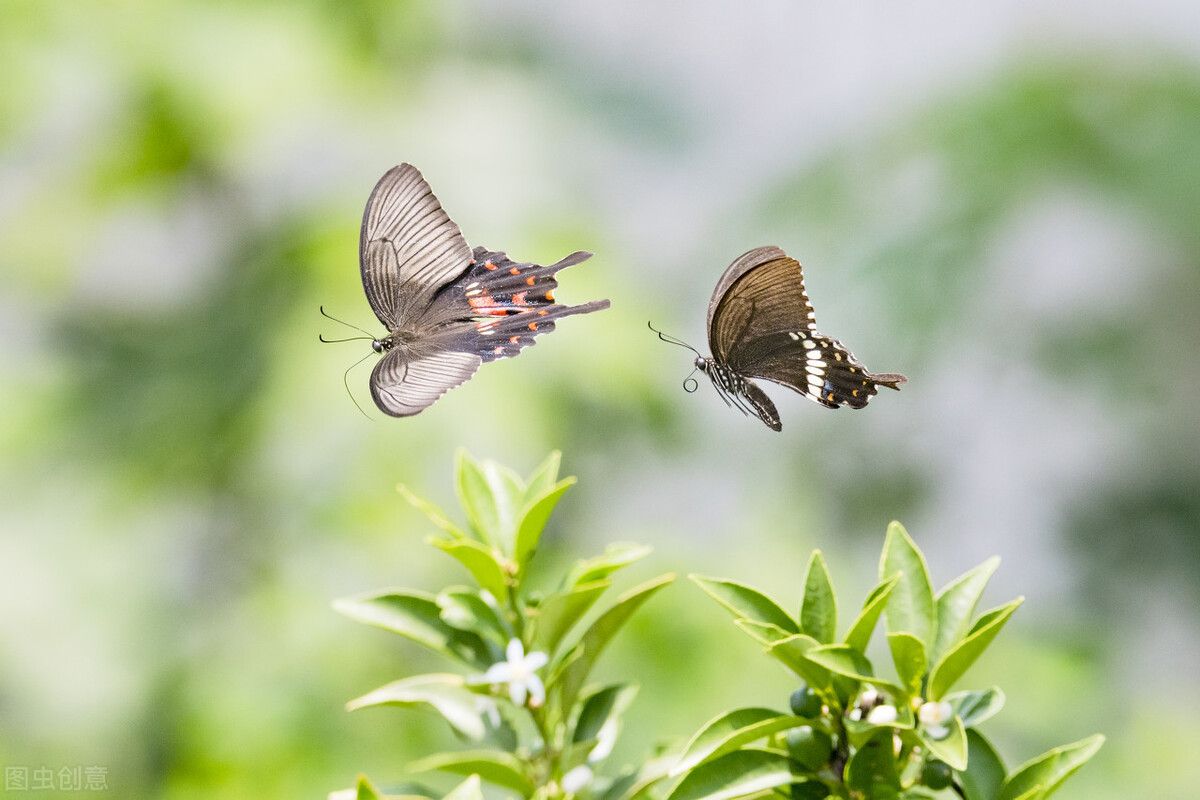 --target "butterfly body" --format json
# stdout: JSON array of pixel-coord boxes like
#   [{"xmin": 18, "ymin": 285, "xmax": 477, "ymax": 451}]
[
  {"xmin": 346, "ymin": 164, "xmax": 609, "ymax": 417},
  {"xmin": 677, "ymin": 246, "xmax": 906, "ymax": 431}
]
